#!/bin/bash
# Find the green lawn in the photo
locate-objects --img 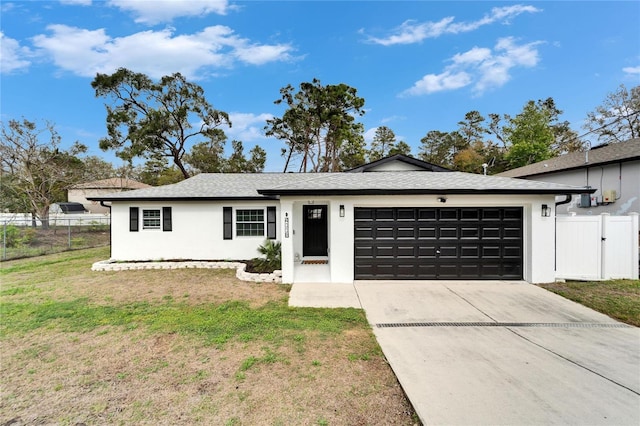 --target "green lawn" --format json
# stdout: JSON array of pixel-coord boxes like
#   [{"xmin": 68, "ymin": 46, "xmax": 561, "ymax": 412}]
[
  {"xmin": 1, "ymin": 248, "xmax": 417, "ymax": 425},
  {"xmin": 538, "ymin": 279, "xmax": 640, "ymax": 326}
]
